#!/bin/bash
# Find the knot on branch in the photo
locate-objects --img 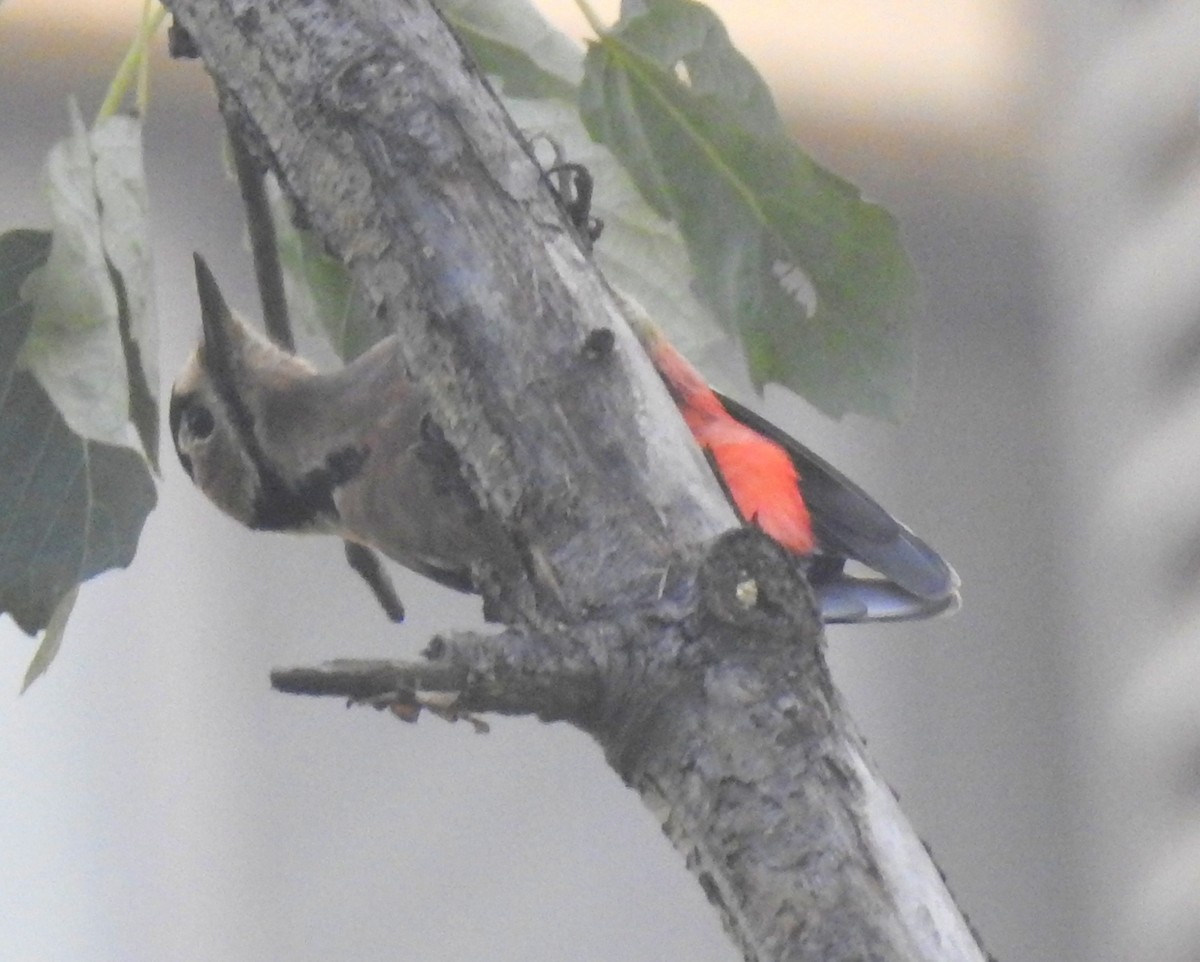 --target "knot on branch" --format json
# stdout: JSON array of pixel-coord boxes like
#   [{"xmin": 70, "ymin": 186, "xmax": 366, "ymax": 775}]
[
  {"xmin": 585, "ymin": 531, "xmax": 824, "ymax": 776},
  {"xmin": 694, "ymin": 528, "xmax": 822, "ymax": 649},
  {"xmin": 325, "ymin": 50, "xmax": 396, "ymax": 118}
]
